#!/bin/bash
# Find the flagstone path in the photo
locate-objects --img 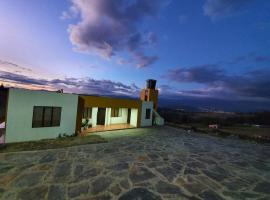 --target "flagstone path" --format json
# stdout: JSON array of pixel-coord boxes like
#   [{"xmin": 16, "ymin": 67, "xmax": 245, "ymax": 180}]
[{"xmin": 0, "ymin": 126, "xmax": 270, "ymax": 200}]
